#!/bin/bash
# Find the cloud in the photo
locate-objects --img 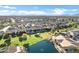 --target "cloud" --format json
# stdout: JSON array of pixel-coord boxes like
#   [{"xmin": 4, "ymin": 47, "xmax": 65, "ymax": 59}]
[
  {"xmin": 70, "ymin": 9, "xmax": 78, "ymax": 11},
  {"xmin": 0, "ymin": 10, "xmax": 9, "ymax": 13},
  {"xmin": 51, "ymin": 8, "xmax": 78, "ymax": 15},
  {"xmin": 0, "ymin": 10, "xmax": 47, "ymax": 15},
  {"xmin": 18, "ymin": 10, "xmax": 47, "ymax": 15},
  {"xmin": 52, "ymin": 8, "xmax": 65, "ymax": 15},
  {"xmin": 0, "ymin": 8, "xmax": 78, "ymax": 16},
  {"xmin": 0, "ymin": 5, "xmax": 16, "ymax": 9}
]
